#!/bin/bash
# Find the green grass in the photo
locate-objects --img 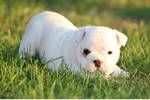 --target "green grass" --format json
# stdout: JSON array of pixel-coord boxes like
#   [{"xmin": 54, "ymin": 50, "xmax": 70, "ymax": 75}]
[{"xmin": 0, "ymin": 0, "xmax": 150, "ymax": 98}]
